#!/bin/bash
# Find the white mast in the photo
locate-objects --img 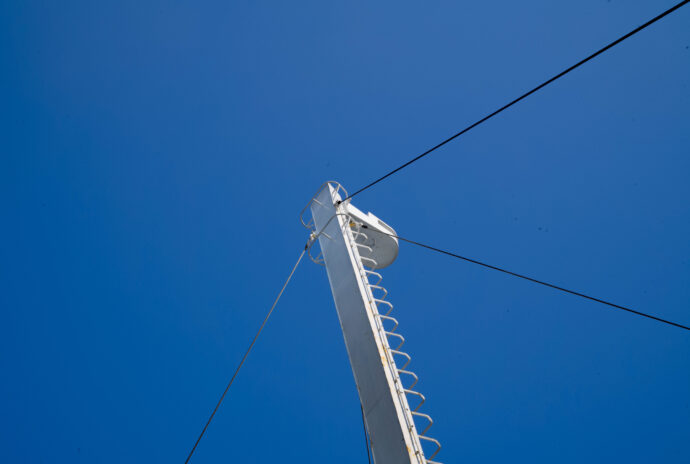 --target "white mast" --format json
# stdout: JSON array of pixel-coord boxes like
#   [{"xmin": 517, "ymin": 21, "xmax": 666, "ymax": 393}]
[{"xmin": 302, "ymin": 182, "xmax": 441, "ymax": 464}]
